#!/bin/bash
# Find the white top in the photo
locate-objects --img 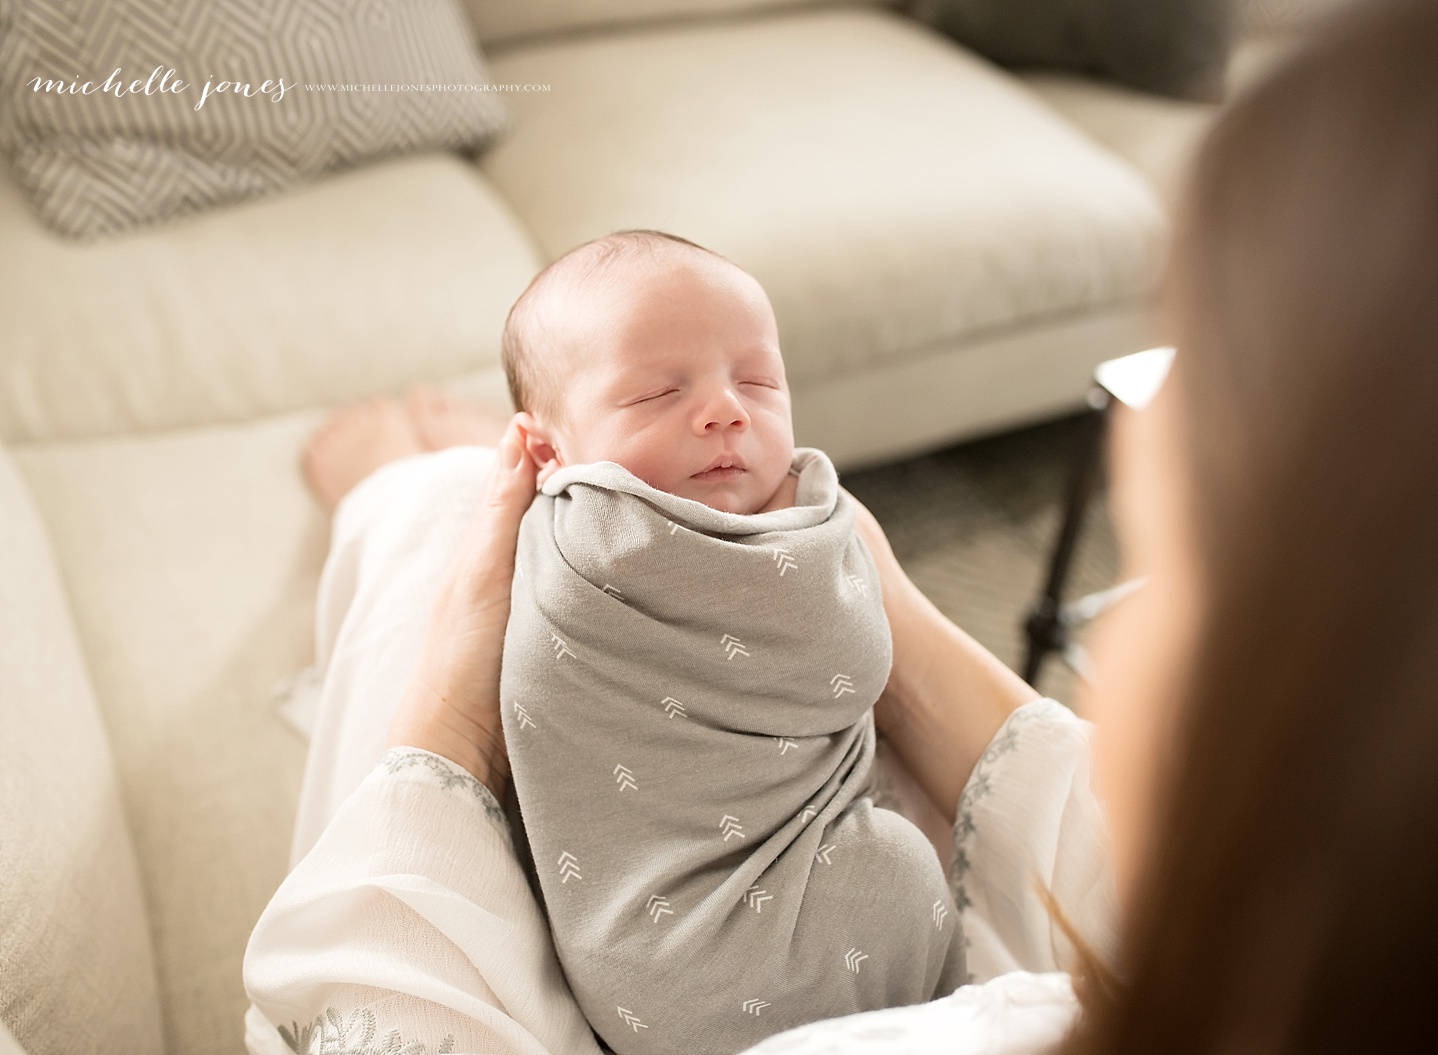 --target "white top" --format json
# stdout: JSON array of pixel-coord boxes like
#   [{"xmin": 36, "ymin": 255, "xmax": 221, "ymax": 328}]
[
  {"xmin": 245, "ymin": 698, "xmax": 1112, "ymax": 1055},
  {"xmin": 243, "ymin": 446, "xmax": 1116, "ymax": 1055}
]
